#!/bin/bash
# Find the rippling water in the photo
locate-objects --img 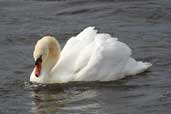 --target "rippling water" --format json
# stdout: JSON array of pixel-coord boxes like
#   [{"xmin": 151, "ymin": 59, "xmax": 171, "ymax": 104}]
[{"xmin": 0, "ymin": 0, "xmax": 171, "ymax": 114}]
